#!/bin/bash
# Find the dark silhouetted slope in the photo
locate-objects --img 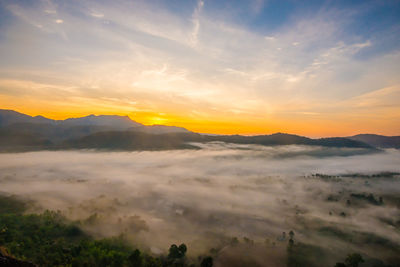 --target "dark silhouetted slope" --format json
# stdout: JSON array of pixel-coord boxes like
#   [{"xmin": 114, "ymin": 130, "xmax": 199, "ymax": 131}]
[
  {"xmin": 0, "ymin": 130, "xmax": 53, "ymax": 152},
  {"xmin": 61, "ymin": 131, "xmax": 199, "ymax": 150},
  {"xmin": 62, "ymin": 114, "xmax": 142, "ymax": 129},
  {"xmin": 0, "ymin": 109, "xmax": 143, "ymax": 129},
  {"xmin": 131, "ymin": 124, "xmax": 190, "ymax": 134},
  {"xmin": 349, "ymin": 134, "xmax": 400, "ymax": 149},
  {"xmin": 0, "ymin": 109, "xmax": 379, "ymax": 152},
  {"xmin": 206, "ymin": 133, "xmax": 372, "ymax": 148},
  {"xmin": 60, "ymin": 132, "xmax": 374, "ymax": 151},
  {"xmin": 0, "ymin": 109, "xmax": 52, "ymax": 126}
]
